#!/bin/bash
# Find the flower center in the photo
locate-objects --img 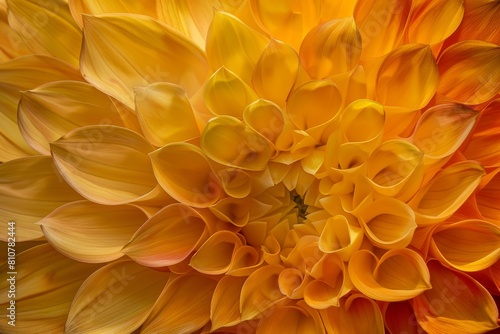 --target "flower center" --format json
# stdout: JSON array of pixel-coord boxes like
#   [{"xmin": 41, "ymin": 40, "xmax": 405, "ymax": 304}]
[{"xmin": 290, "ymin": 190, "xmax": 308, "ymax": 222}]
